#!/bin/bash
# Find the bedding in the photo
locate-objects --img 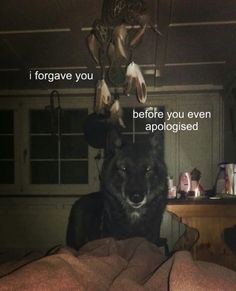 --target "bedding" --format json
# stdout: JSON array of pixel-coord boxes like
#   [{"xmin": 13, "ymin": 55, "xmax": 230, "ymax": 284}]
[{"xmin": 0, "ymin": 237, "xmax": 236, "ymax": 290}]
